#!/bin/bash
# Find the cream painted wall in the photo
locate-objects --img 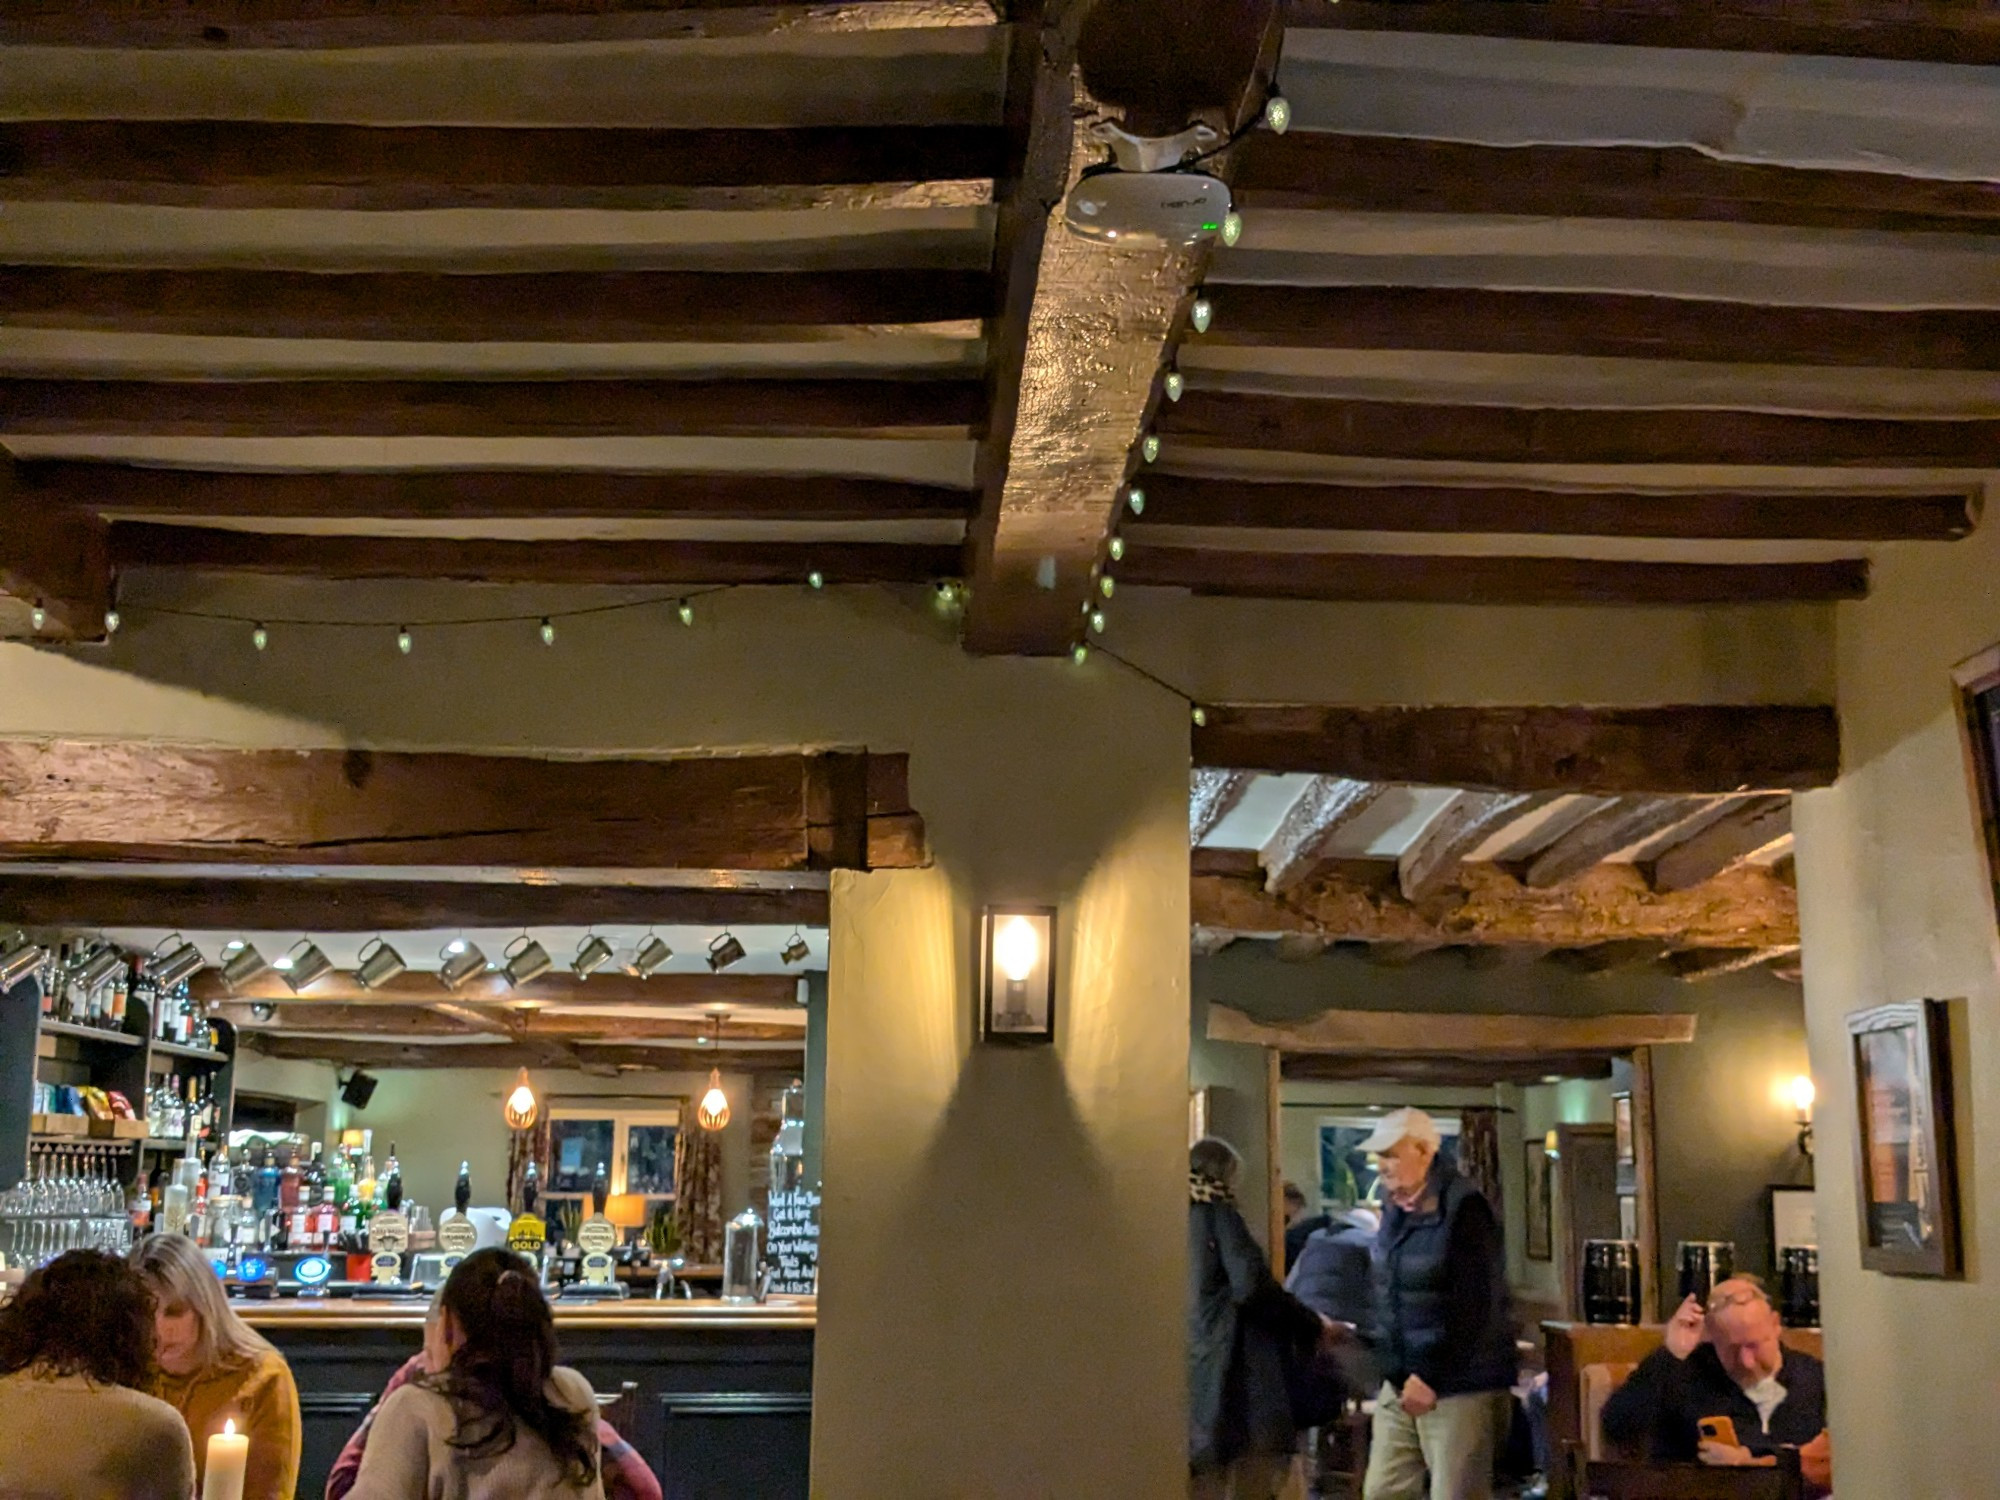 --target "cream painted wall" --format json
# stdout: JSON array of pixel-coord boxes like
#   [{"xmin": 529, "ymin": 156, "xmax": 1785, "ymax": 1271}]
[{"xmin": 1793, "ymin": 527, "xmax": 2000, "ymax": 1499}]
